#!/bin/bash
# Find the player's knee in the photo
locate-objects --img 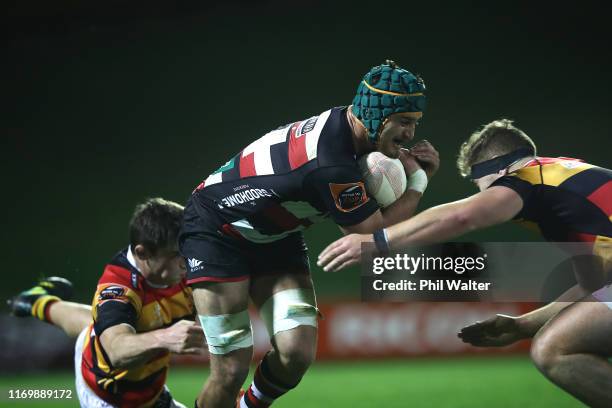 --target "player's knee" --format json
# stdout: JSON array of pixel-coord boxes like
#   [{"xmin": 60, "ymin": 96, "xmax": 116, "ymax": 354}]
[
  {"xmin": 210, "ymin": 359, "xmax": 250, "ymax": 391},
  {"xmin": 259, "ymin": 288, "xmax": 318, "ymax": 376},
  {"xmin": 274, "ymin": 327, "xmax": 317, "ymax": 376},
  {"xmin": 277, "ymin": 342, "xmax": 316, "ymax": 375},
  {"xmin": 530, "ymin": 331, "xmax": 563, "ymax": 375},
  {"xmin": 199, "ymin": 309, "xmax": 253, "ymax": 392}
]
